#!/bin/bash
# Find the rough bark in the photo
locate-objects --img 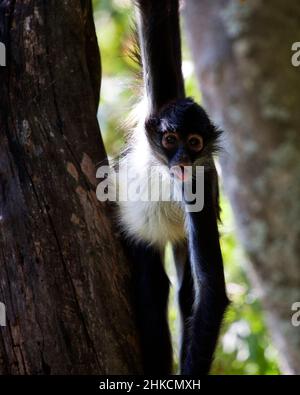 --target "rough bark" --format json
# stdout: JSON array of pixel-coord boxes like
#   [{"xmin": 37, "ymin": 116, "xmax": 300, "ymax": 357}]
[
  {"xmin": 0, "ymin": 0, "xmax": 141, "ymax": 374},
  {"xmin": 183, "ymin": 0, "xmax": 300, "ymax": 374}
]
